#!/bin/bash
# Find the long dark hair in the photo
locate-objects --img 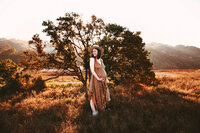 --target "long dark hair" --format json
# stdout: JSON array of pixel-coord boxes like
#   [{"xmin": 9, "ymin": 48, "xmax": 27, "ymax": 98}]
[{"xmin": 91, "ymin": 48, "xmax": 101, "ymax": 59}]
